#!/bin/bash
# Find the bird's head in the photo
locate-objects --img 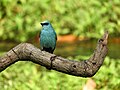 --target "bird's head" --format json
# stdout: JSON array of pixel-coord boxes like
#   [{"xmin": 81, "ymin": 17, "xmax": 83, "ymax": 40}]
[{"xmin": 40, "ymin": 20, "xmax": 52, "ymax": 29}]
